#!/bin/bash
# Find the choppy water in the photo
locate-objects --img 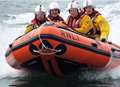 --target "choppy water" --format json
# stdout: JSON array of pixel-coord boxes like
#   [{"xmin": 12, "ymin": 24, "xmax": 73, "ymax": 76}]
[{"xmin": 1, "ymin": 0, "xmax": 120, "ymax": 87}]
